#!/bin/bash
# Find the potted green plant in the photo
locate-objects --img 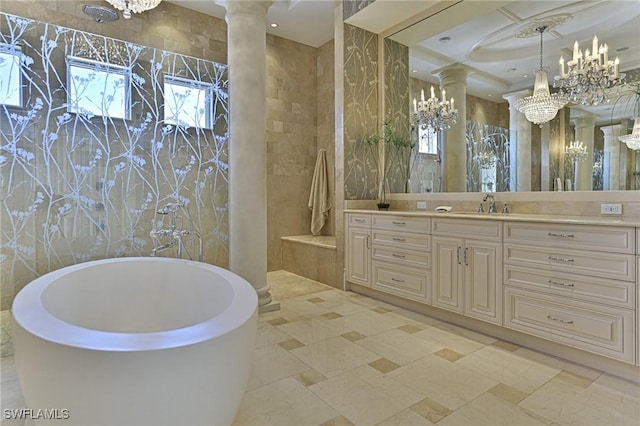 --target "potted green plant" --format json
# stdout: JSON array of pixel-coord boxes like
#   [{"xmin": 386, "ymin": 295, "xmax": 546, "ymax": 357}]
[{"xmin": 363, "ymin": 121, "xmax": 415, "ymax": 209}]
